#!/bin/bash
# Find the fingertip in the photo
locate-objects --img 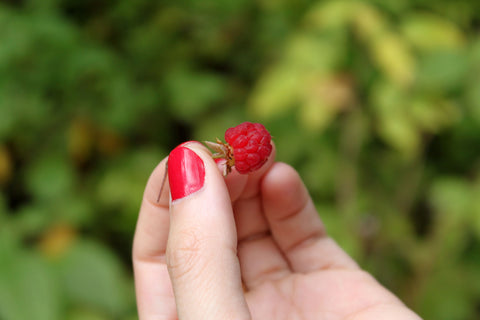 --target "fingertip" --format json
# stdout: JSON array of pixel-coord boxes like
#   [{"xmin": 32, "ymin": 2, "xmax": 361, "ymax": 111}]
[
  {"xmin": 166, "ymin": 141, "xmax": 224, "ymax": 203},
  {"xmin": 261, "ymin": 161, "xmax": 290, "ymax": 191},
  {"xmin": 261, "ymin": 162, "xmax": 310, "ymax": 217},
  {"xmin": 262, "ymin": 162, "xmax": 299, "ymax": 189},
  {"xmin": 223, "ymin": 168, "xmax": 248, "ymax": 202}
]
